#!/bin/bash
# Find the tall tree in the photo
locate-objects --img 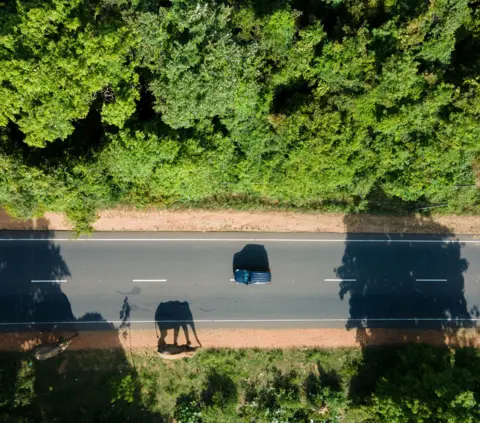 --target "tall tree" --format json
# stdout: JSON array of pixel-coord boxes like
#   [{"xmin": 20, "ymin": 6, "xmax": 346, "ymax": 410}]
[{"xmin": 0, "ymin": 0, "xmax": 139, "ymax": 147}]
